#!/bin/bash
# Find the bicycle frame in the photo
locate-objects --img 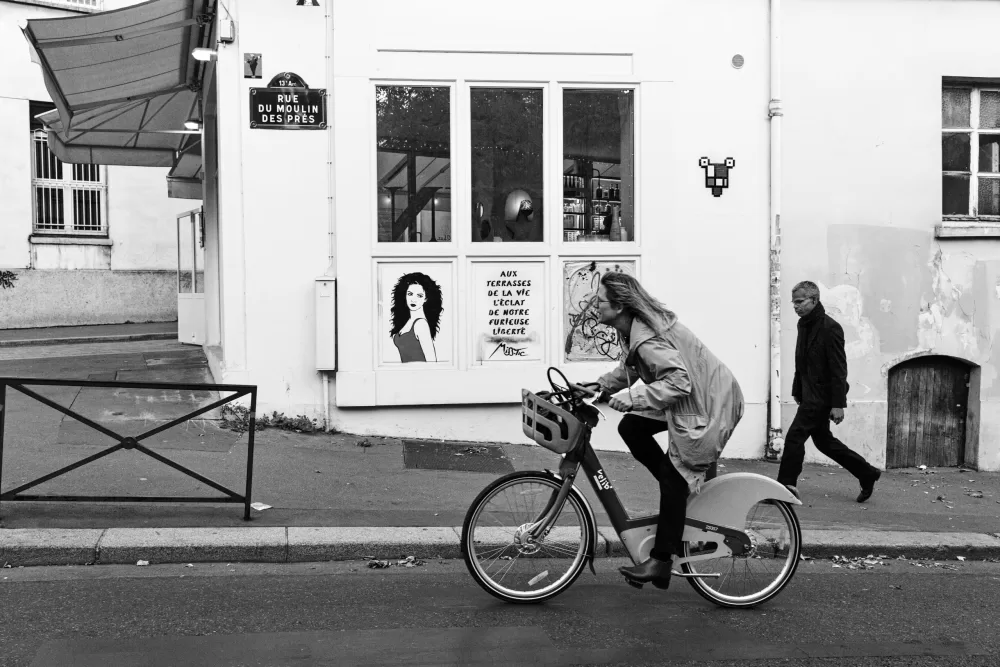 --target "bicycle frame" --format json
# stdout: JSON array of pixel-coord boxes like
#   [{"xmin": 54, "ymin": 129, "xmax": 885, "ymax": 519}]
[{"xmin": 529, "ymin": 429, "xmax": 754, "ymax": 577}]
